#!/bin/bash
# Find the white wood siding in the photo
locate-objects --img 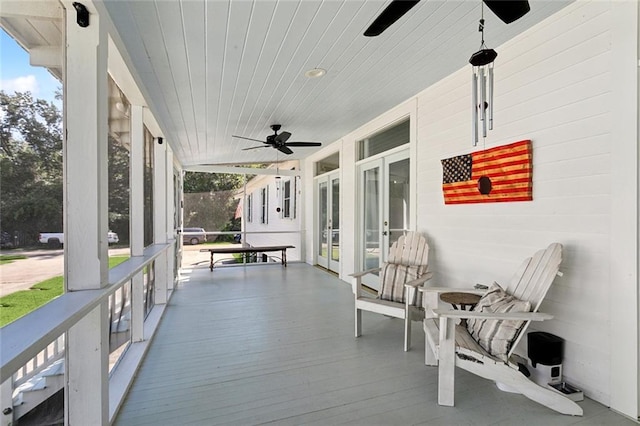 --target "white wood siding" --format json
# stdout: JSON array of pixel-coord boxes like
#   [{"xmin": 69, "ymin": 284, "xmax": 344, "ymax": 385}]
[
  {"xmin": 304, "ymin": 0, "xmax": 638, "ymax": 415},
  {"xmin": 244, "ymin": 174, "xmax": 302, "ymax": 261},
  {"xmin": 416, "ymin": 0, "xmax": 614, "ymax": 405}
]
